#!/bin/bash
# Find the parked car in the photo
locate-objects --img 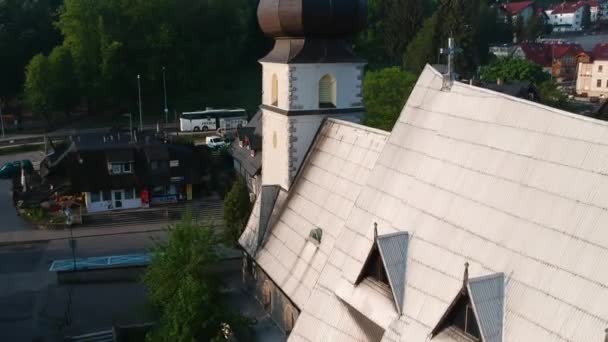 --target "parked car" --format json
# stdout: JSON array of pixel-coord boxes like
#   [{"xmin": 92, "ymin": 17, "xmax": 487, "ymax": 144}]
[
  {"xmin": 205, "ymin": 136, "xmax": 227, "ymax": 149},
  {"xmin": 0, "ymin": 160, "xmax": 33, "ymax": 179}
]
